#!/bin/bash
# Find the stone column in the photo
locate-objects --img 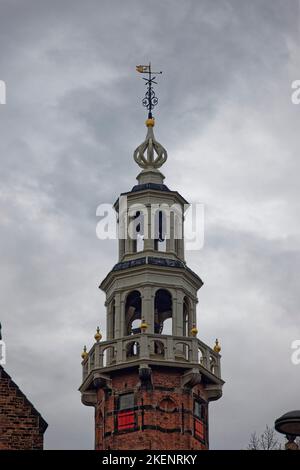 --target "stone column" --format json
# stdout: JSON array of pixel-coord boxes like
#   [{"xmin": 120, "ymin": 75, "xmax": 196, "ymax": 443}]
[
  {"xmin": 172, "ymin": 290, "xmax": 184, "ymax": 337},
  {"xmin": 141, "ymin": 286, "xmax": 154, "ymax": 333},
  {"xmin": 190, "ymin": 300, "xmax": 197, "ymax": 334},
  {"xmin": 144, "ymin": 205, "xmax": 154, "ymax": 251},
  {"xmin": 178, "ymin": 217, "xmax": 184, "ymax": 260},
  {"xmin": 120, "ymin": 295, "xmax": 126, "ymax": 337},
  {"xmin": 166, "ymin": 211, "xmax": 175, "ymax": 253},
  {"xmin": 114, "ymin": 292, "xmax": 122, "ymax": 338},
  {"xmin": 105, "ymin": 302, "xmax": 110, "ymax": 340},
  {"xmin": 118, "ymin": 237, "xmax": 125, "ymax": 261}
]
